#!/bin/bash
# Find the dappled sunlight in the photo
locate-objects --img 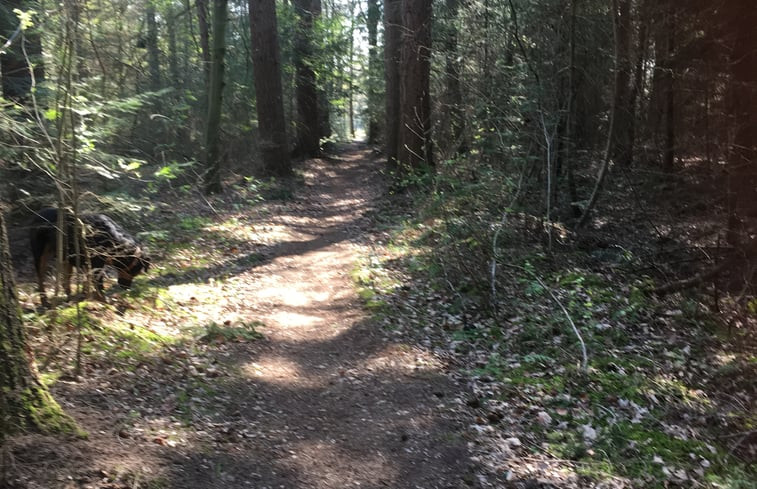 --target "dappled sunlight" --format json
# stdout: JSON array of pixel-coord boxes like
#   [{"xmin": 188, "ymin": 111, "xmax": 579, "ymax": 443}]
[
  {"xmin": 267, "ymin": 310, "xmax": 326, "ymax": 329},
  {"xmin": 250, "ymin": 223, "xmax": 295, "ymax": 245},
  {"xmin": 243, "ymin": 354, "xmax": 307, "ymax": 386},
  {"xmin": 255, "ymin": 283, "xmax": 331, "ymax": 306},
  {"xmin": 363, "ymin": 344, "xmax": 445, "ymax": 374},
  {"xmin": 282, "ymin": 440, "xmax": 399, "ymax": 488}
]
